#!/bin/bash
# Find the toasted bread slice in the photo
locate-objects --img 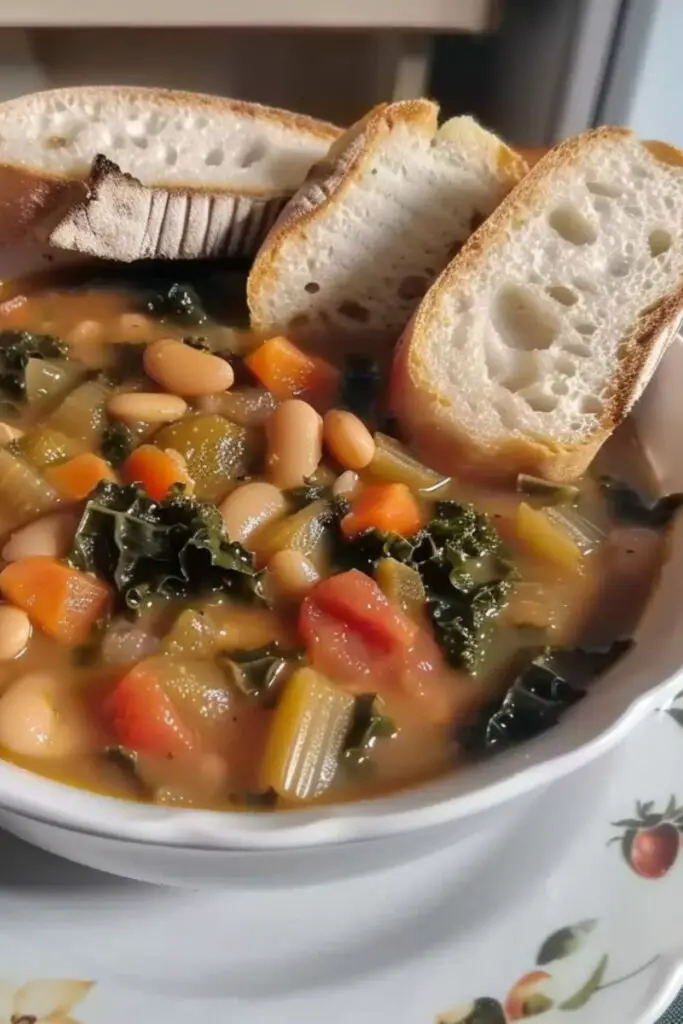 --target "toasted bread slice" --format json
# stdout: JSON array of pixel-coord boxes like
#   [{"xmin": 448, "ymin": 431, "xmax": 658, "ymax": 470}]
[
  {"xmin": 0, "ymin": 86, "xmax": 340, "ymax": 260},
  {"xmin": 391, "ymin": 128, "xmax": 683, "ymax": 483},
  {"xmin": 247, "ymin": 100, "xmax": 527, "ymax": 346}
]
